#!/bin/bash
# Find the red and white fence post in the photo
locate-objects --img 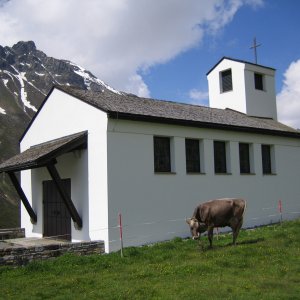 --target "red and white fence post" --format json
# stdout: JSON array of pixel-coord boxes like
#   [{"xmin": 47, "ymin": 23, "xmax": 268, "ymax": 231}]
[
  {"xmin": 119, "ymin": 212, "xmax": 124, "ymax": 257},
  {"xmin": 278, "ymin": 200, "xmax": 283, "ymax": 225}
]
